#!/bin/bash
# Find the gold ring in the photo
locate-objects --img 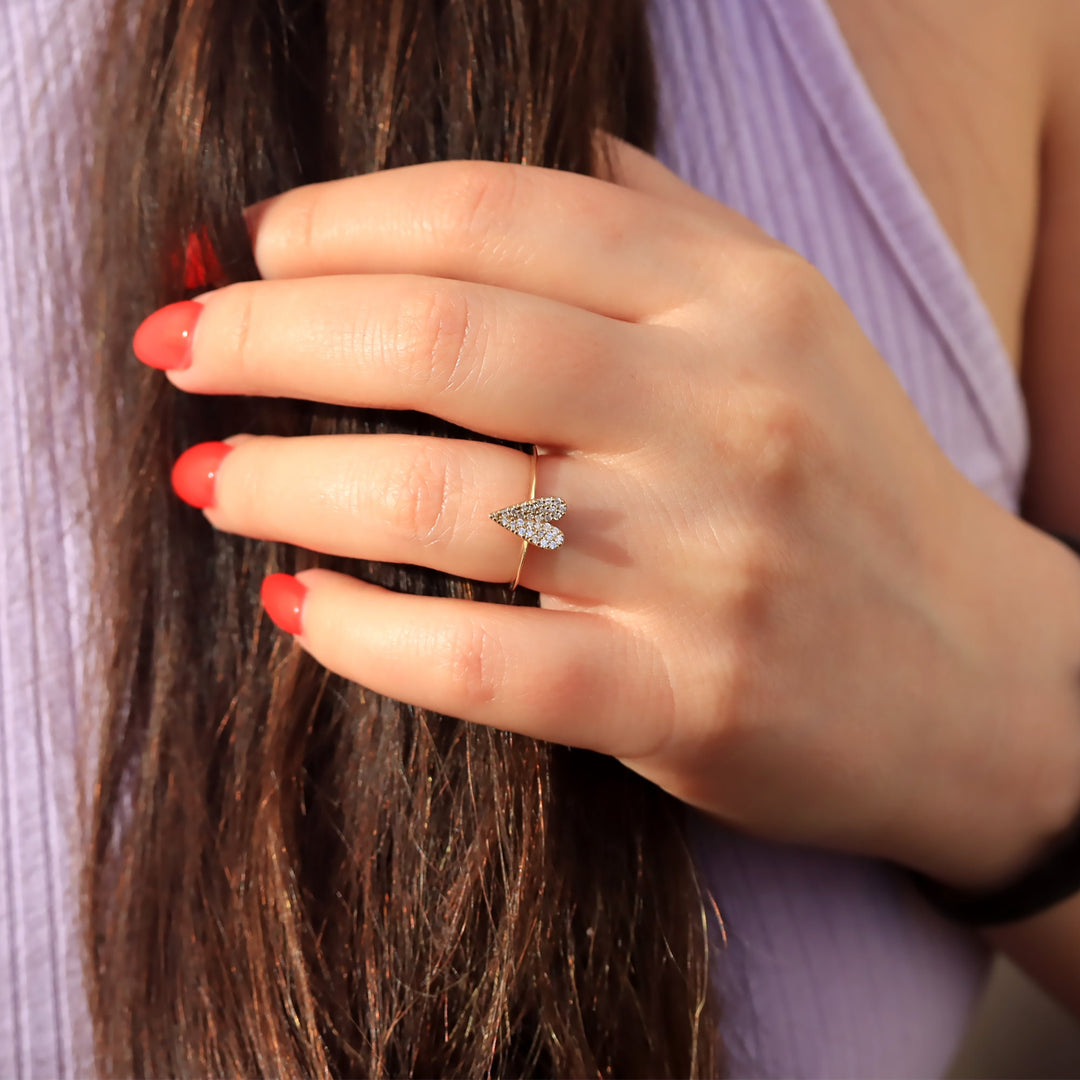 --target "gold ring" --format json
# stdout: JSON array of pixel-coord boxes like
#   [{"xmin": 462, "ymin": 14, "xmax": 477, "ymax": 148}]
[{"xmin": 488, "ymin": 446, "xmax": 568, "ymax": 591}]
